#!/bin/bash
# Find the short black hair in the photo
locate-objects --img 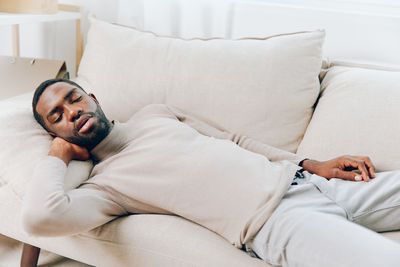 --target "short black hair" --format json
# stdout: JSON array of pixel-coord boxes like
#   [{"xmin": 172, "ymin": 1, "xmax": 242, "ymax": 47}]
[{"xmin": 32, "ymin": 78, "xmax": 86, "ymax": 131}]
